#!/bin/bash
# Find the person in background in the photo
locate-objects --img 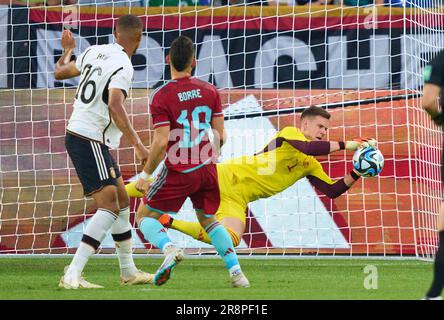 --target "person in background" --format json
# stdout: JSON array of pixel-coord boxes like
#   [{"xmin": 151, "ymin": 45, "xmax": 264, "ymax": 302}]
[{"xmin": 421, "ymin": 50, "xmax": 444, "ymax": 301}]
